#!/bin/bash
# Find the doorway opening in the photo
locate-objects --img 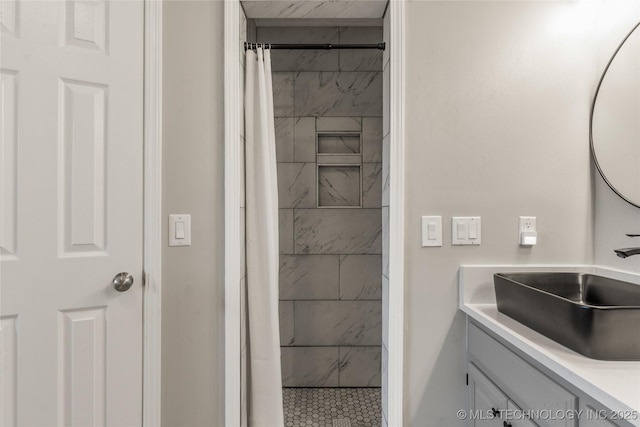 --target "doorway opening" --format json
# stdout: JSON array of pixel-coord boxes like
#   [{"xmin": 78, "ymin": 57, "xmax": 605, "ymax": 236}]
[{"xmin": 224, "ymin": 2, "xmax": 405, "ymax": 426}]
